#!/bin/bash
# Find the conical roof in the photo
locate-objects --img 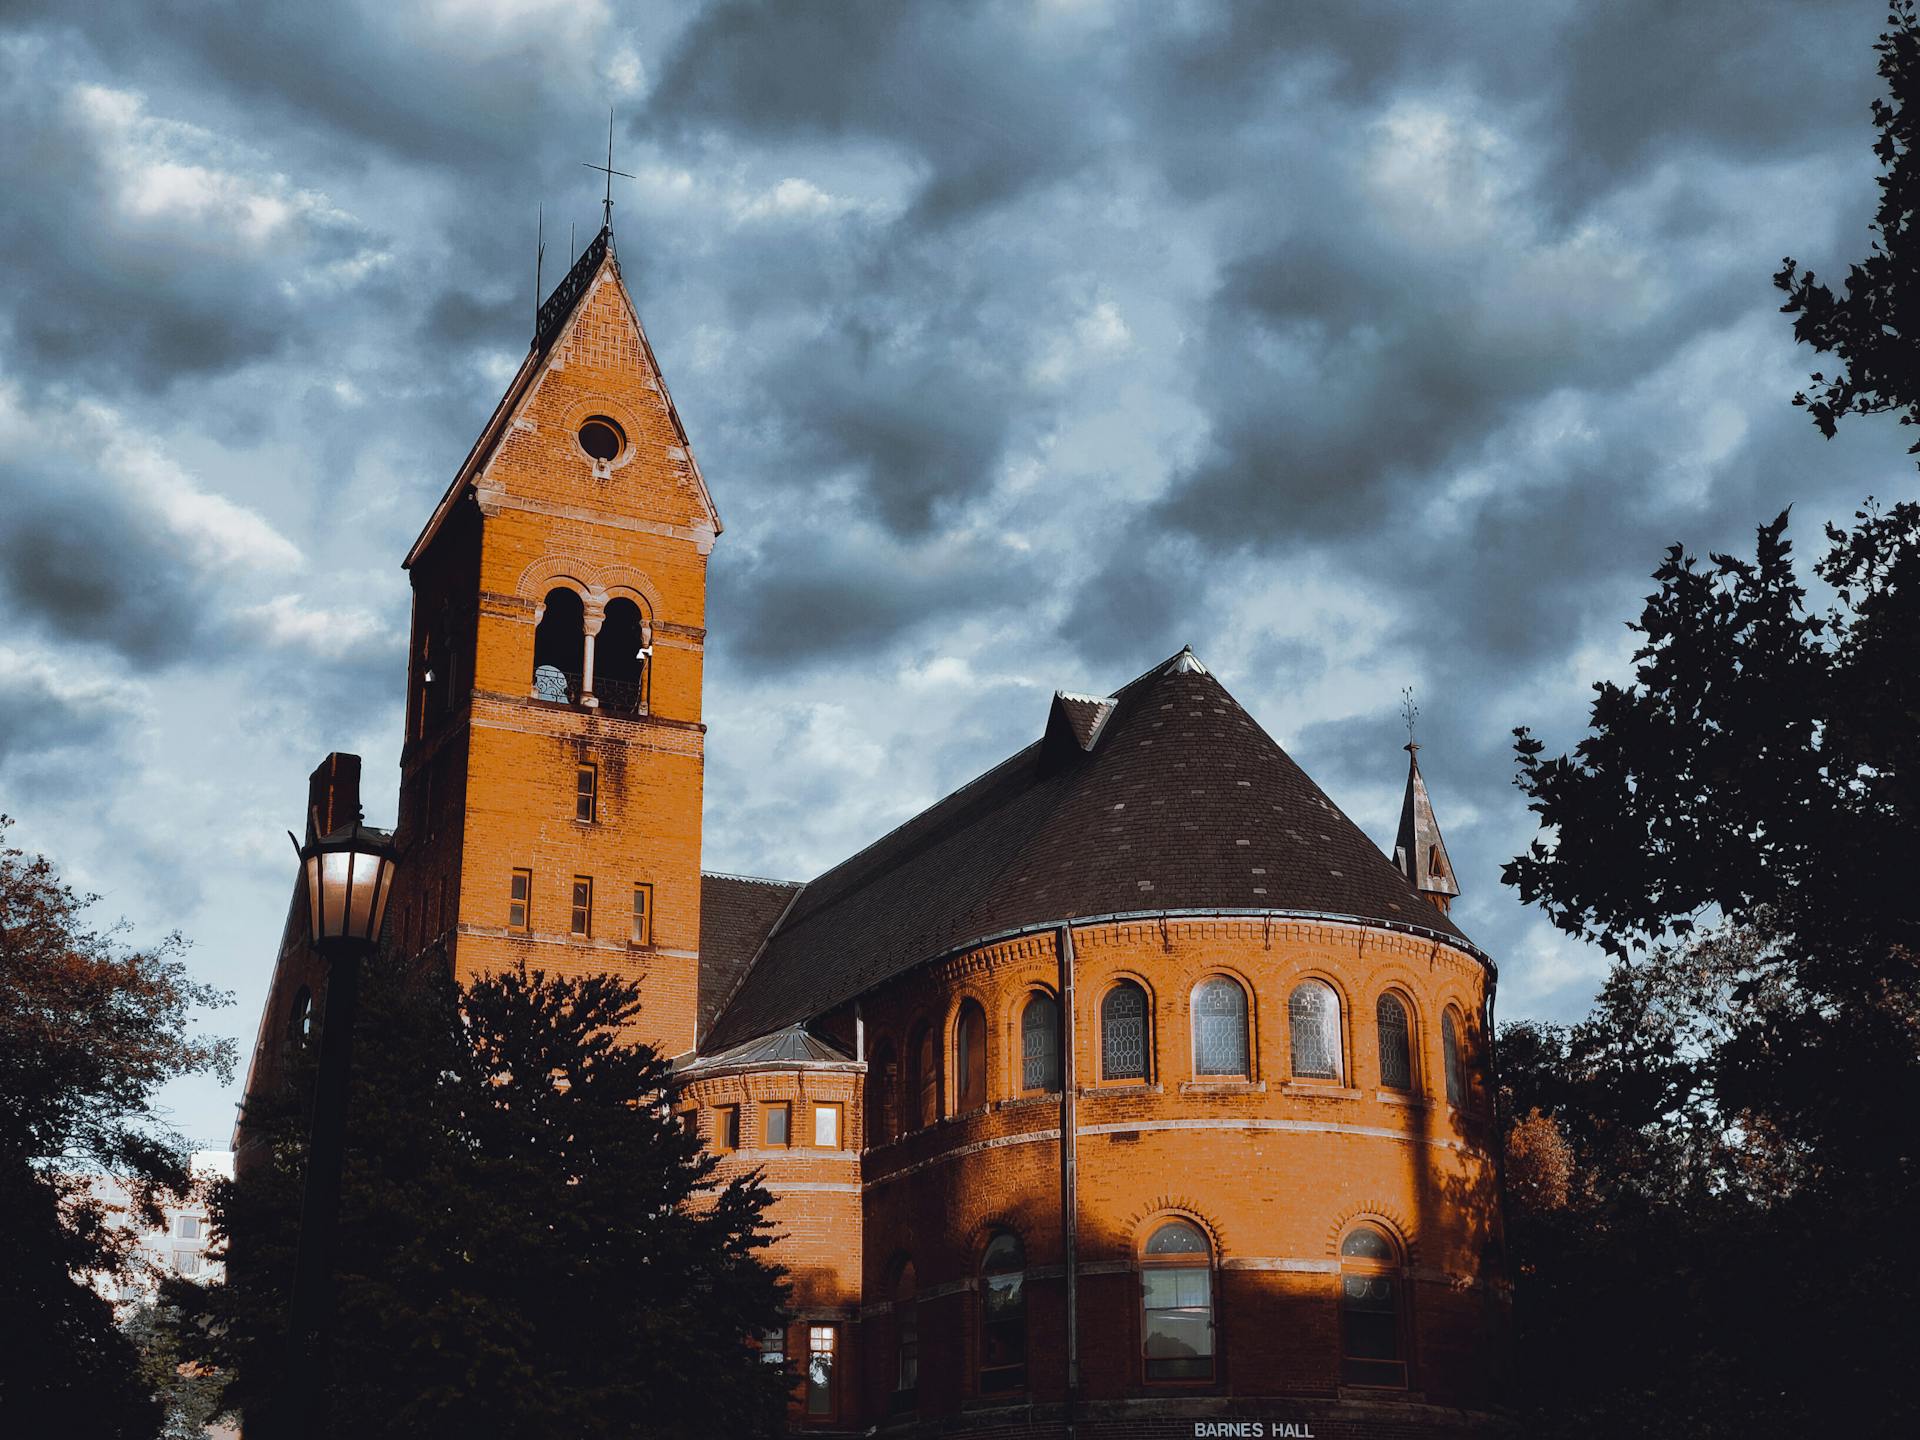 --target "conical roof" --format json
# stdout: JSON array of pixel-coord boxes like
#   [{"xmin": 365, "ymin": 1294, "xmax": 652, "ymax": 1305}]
[
  {"xmin": 1394, "ymin": 746, "xmax": 1461, "ymax": 900},
  {"xmin": 703, "ymin": 648, "xmax": 1475, "ymax": 1051}
]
